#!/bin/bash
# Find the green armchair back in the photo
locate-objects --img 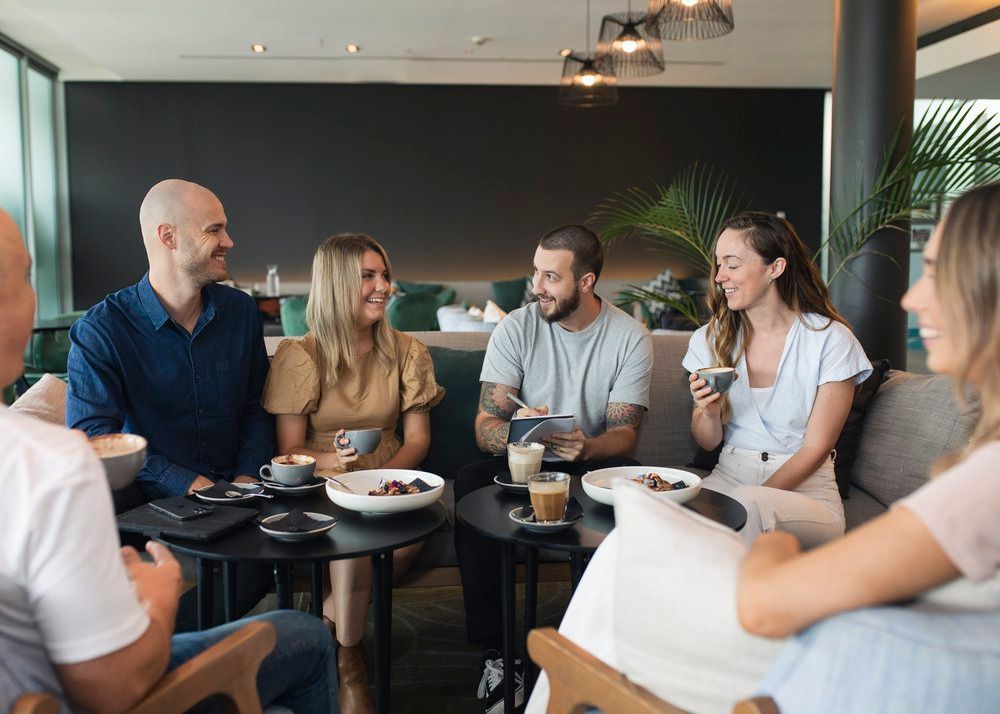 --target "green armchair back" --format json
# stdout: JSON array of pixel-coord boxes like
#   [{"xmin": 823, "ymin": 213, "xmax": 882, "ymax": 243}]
[{"xmin": 279, "ymin": 296, "xmax": 309, "ymax": 337}]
